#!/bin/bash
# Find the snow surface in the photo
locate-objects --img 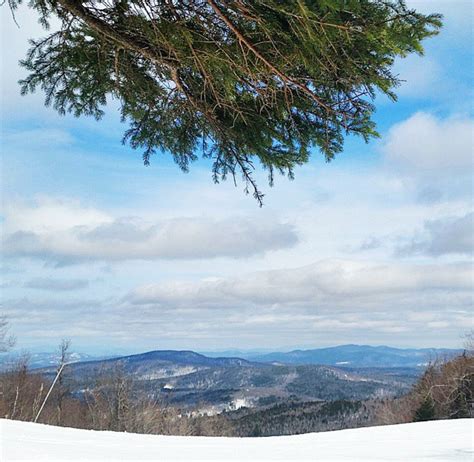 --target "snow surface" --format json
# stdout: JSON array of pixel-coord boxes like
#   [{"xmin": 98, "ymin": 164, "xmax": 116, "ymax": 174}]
[{"xmin": 0, "ymin": 418, "xmax": 472, "ymax": 461}]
